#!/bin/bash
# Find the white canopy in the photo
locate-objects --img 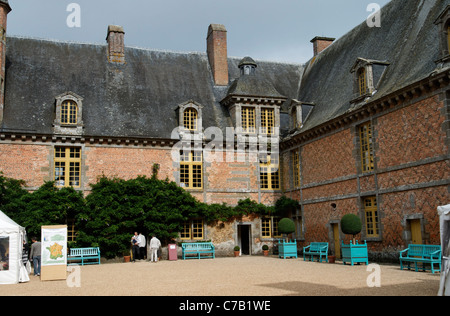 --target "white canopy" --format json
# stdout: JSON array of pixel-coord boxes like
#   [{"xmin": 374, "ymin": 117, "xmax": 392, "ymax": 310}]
[
  {"xmin": 0, "ymin": 210, "xmax": 29, "ymax": 284},
  {"xmin": 438, "ymin": 204, "xmax": 450, "ymax": 296}
]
